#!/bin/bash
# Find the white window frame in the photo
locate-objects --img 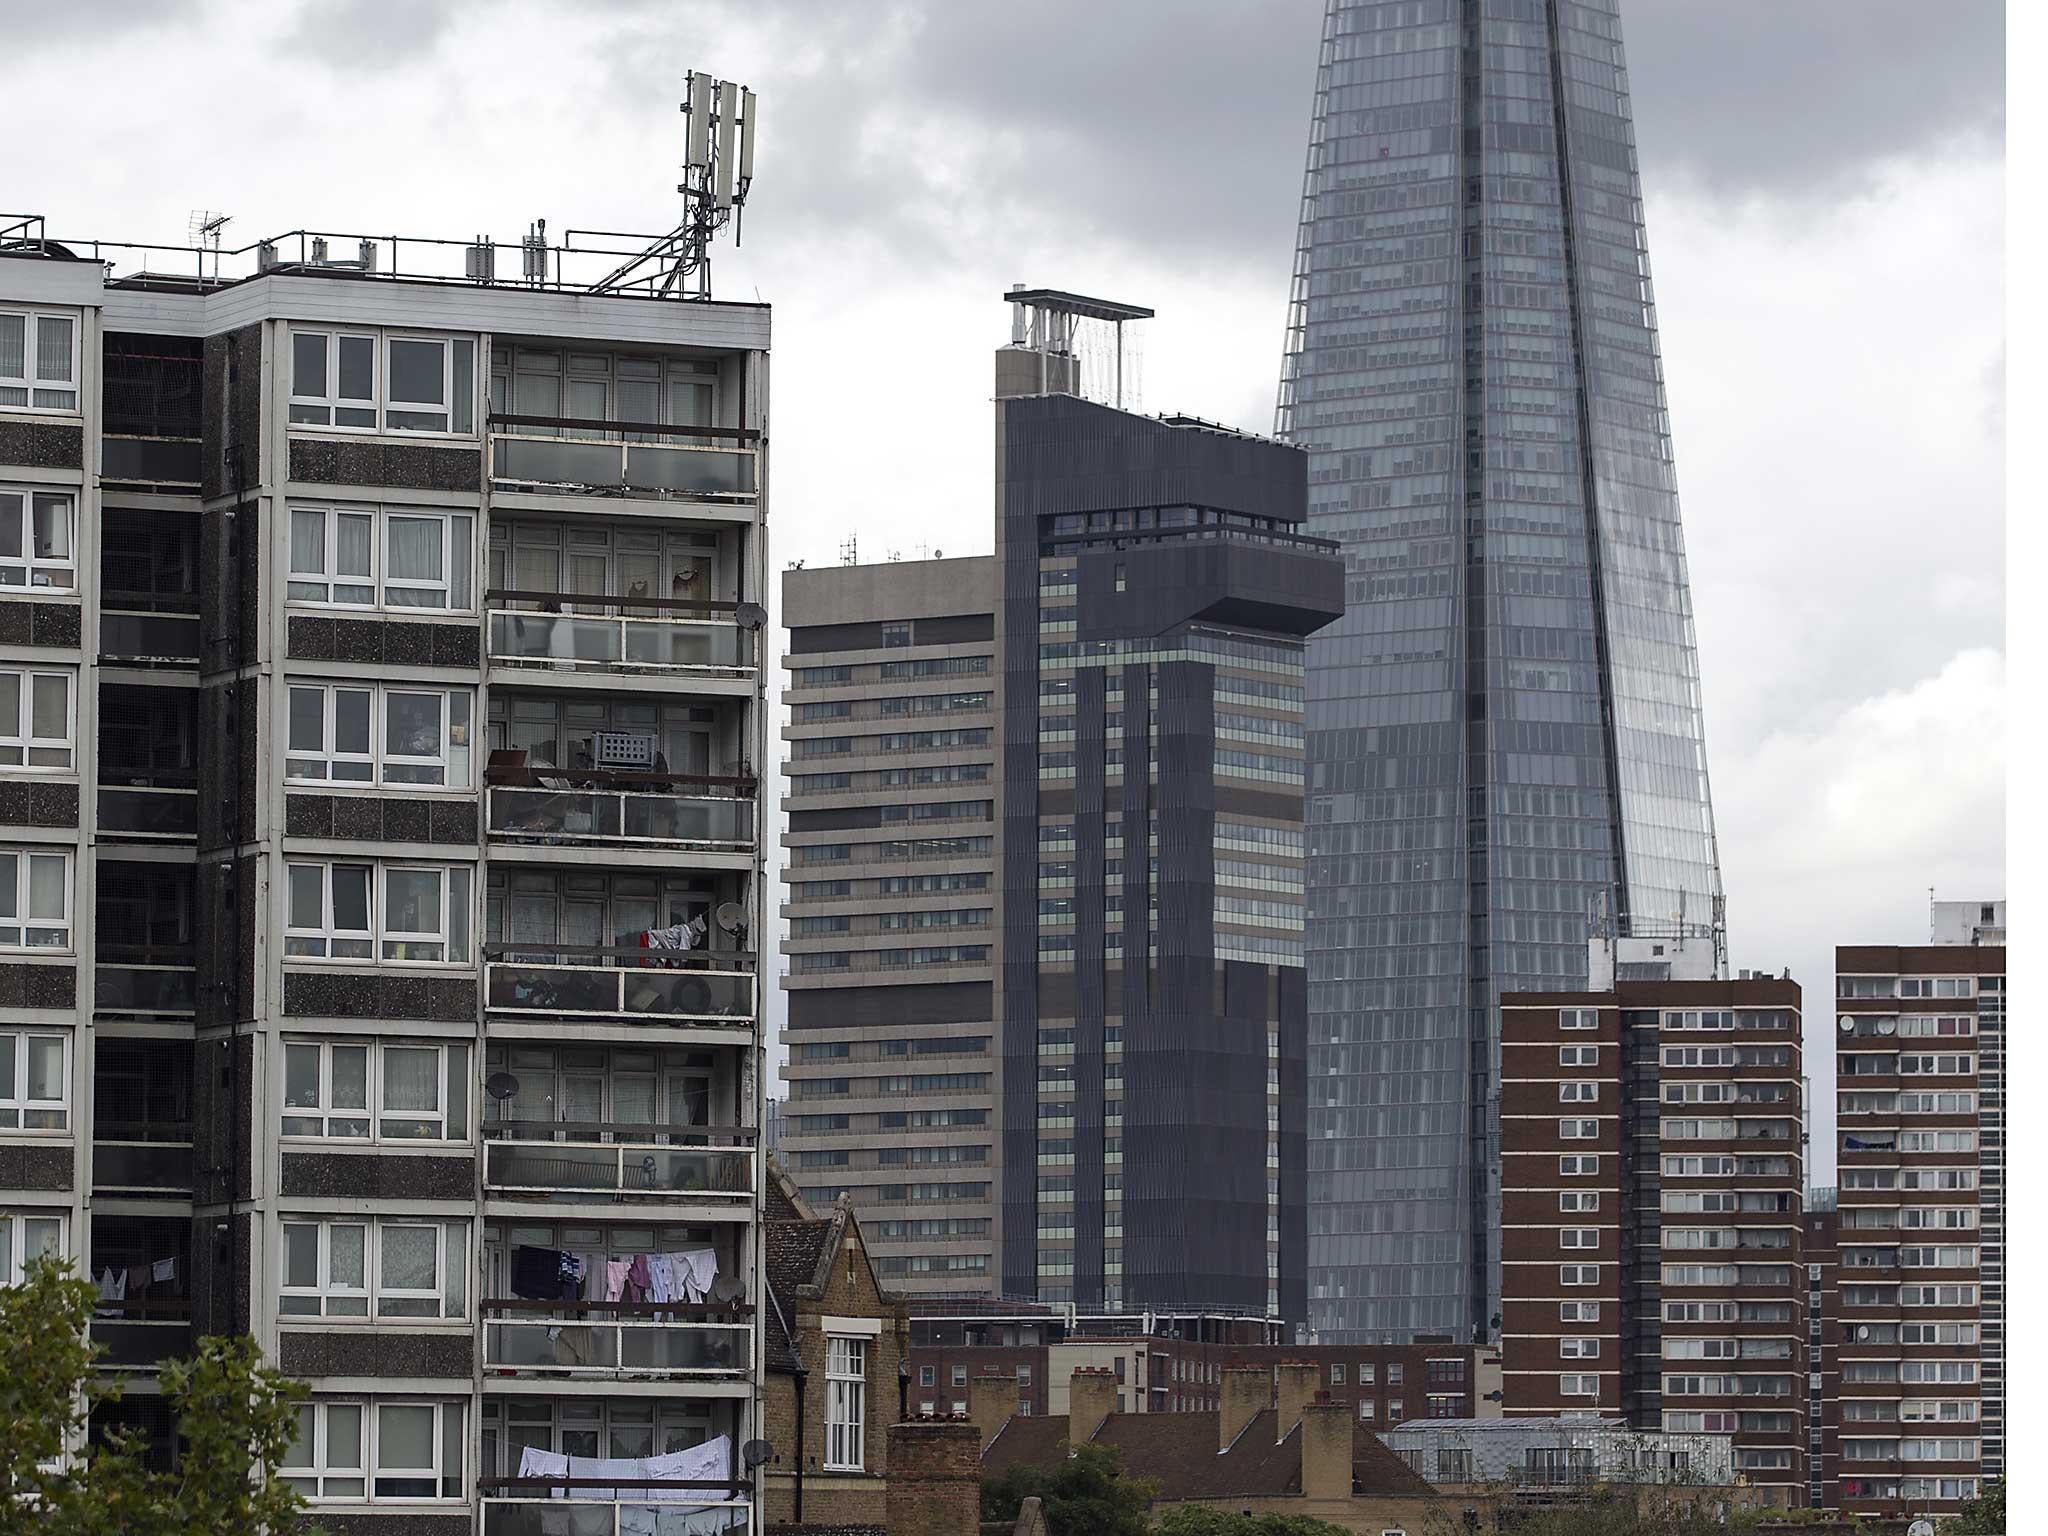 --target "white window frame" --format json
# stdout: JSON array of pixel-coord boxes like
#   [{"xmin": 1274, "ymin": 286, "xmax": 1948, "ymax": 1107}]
[
  {"xmin": 284, "ymin": 860, "xmax": 472, "ymax": 965},
  {"xmin": 1560, "ymin": 1228, "xmax": 1599, "ymax": 1250},
  {"xmin": 287, "ymin": 503, "xmax": 475, "ymax": 613},
  {"xmin": 1559, "ymin": 1191, "xmax": 1599, "ymax": 1213},
  {"xmin": 0, "ymin": 487, "xmax": 76, "ymax": 592},
  {"xmin": 1559, "ymin": 1118, "xmax": 1599, "ymax": 1140},
  {"xmin": 1559, "ymin": 1264, "xmax": 1599, "ymax": 1285},
  {"xmin": 825, "ymin": 1335, "xmax": 867, "ymax": 1471},
  {"xmin": 0, "ymin": 1029, "xmax": 69, "ymax": 1131},
  {"xmin": 289, "ymin": 330, "xmax": 380, "ymax": 430},
  {"xmin": 0, "ymin": 669, "xmax": 72, "ymax": 771},
  {"xmin": 280, "ymin": 1216, "xmax": 466, "ymax": 1321},
  {"xmin": 1559, "ymin": 1301, "xmax": 1600, "ymax": 1323},
  {"xmin": 0, "ymin": 849, "xmax": 71, "ymax": 951},
  {"xmin": 287, "ymin": 682, "xmax": 473, "ymax": 790},
  {"xmin": 1559, "ymin": 1154, "xmax": 1598, "ymax": 1176},
  {"xmin": 383, "ymin": 333, "xmax": 475, "ymax": 435},
  {"xmin": 0, "ymin": 1208, "xmax": 66, "ymax": 1282},
  {"xmin": 1559, "ymin": 1045, "xmax": 1598, "ymax": 1066},
  {"xmin": 282, "ymin": 1038, "xmax": 467, "ymax": 1144},
  {"xmin": 284, "ymin": 1398, "xmax": 464, "ymax": 1502},
  {"xmin": 1560, "ymin": 1337, "xmax": 1600, "ymax": 1359},
  {"xmin": 1559, "ymin": 1008, "xmax": 1598, "ymax": 1030},
  {"xmin": 1559, "ymin": 1081, "xmax": 1598, "ymax": 1103},
  {"xmin": 0, "ymin": 309, "xmax": 79, "ymax": 413}
]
